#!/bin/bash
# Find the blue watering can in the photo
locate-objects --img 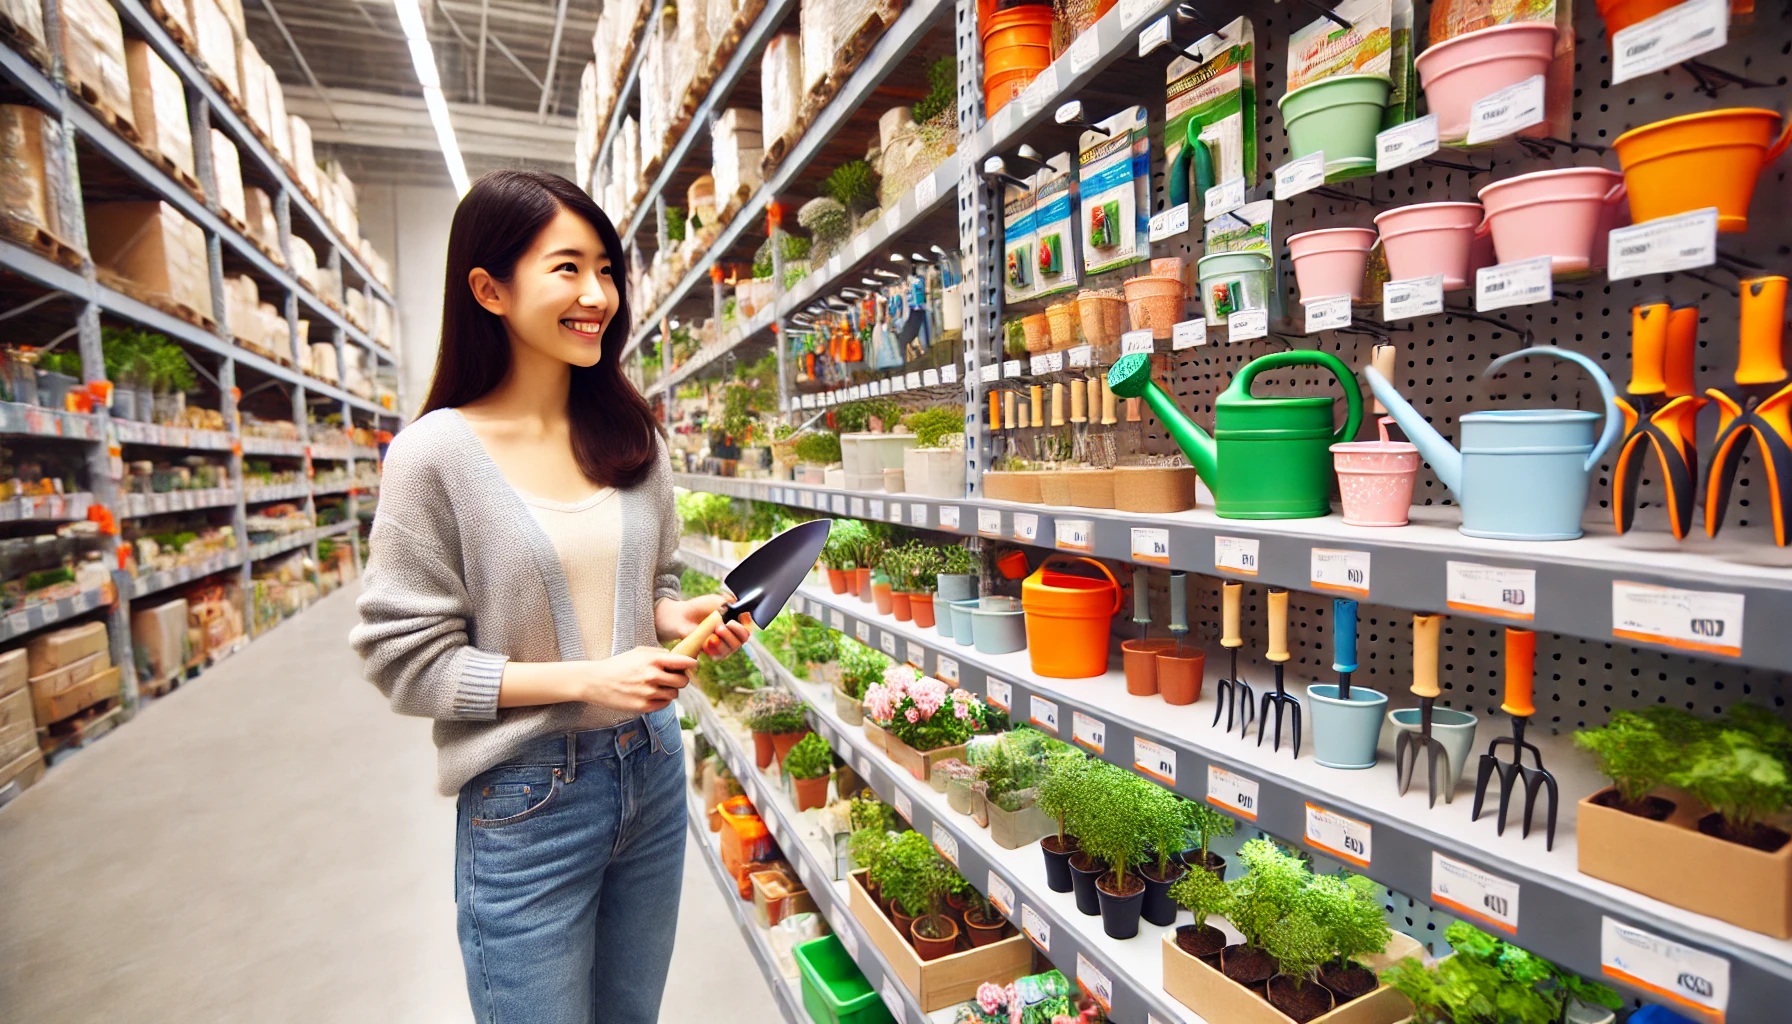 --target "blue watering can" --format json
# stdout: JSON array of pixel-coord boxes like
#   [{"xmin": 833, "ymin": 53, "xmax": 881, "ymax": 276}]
[{"xmin": 1366, "ymin": 346, "xmax": 1622, "ymax": 540}]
